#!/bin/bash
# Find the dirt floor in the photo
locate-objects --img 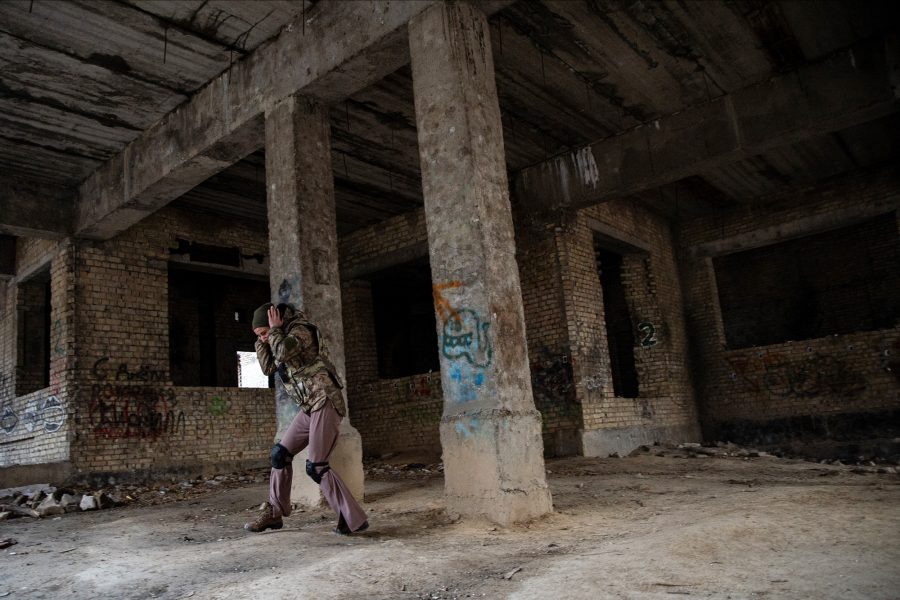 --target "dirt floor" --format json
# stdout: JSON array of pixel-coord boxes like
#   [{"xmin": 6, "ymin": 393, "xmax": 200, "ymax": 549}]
[{"xmin": 1, "ymin": 451, "xmax": 898, "ymax": 600}]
